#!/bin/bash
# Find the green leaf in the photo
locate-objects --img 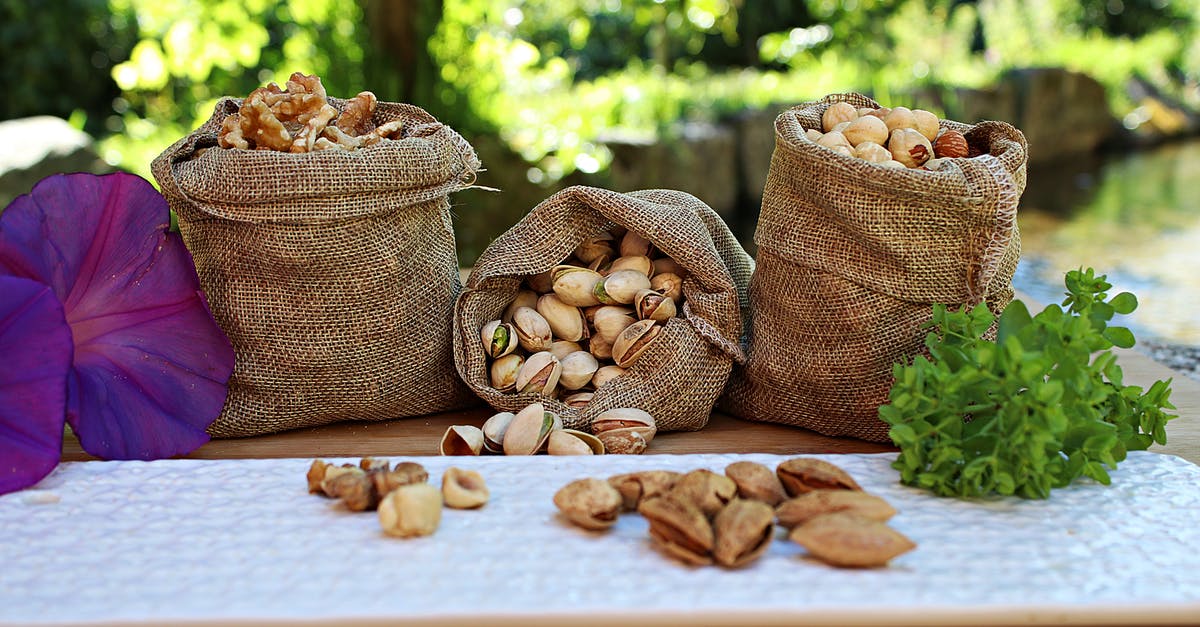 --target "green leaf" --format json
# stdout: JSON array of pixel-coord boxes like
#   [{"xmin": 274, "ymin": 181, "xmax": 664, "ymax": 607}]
[
  {"xmin": 996, "ymin": 299, "xmax": 1032, "ymax": 347},
  {"xmin": 1109, "ymin": 292, "xmax": 1138, "ymax": 315},
  {"xmin": 1104, "ymin": 326, "xmax": 1136, "ymax": 349}
]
